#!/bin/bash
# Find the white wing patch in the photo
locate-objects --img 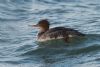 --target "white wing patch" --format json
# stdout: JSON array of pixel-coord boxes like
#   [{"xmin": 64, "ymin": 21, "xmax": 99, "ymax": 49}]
[
  {"xmin": 68, "ymin": 35, "xmax": 73, "ymax": 37},
  {"xmin": 37, "ymin": 36, "xmax": 64, "ymax": 42}
]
